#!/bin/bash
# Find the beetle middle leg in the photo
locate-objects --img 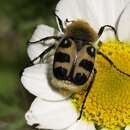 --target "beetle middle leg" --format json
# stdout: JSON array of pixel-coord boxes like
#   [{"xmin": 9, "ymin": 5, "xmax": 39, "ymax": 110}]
[
  {"xmin": 27, "ymin": 35, "xmax": 62, "ymax": 63},
  {"xmin": 97, "ymin": 50, "xmax": 130, "ymax": 77},
  {"xmin": 31, "ymin": 44, "xmax": 56, "ymax": 64},
  {"xmin": 97, "ymin": 25, "xmax": 130, "ymax": 77},
  {"xmin": 78, "ymin": 68, "xmax": 97, "ymax": 120}
]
